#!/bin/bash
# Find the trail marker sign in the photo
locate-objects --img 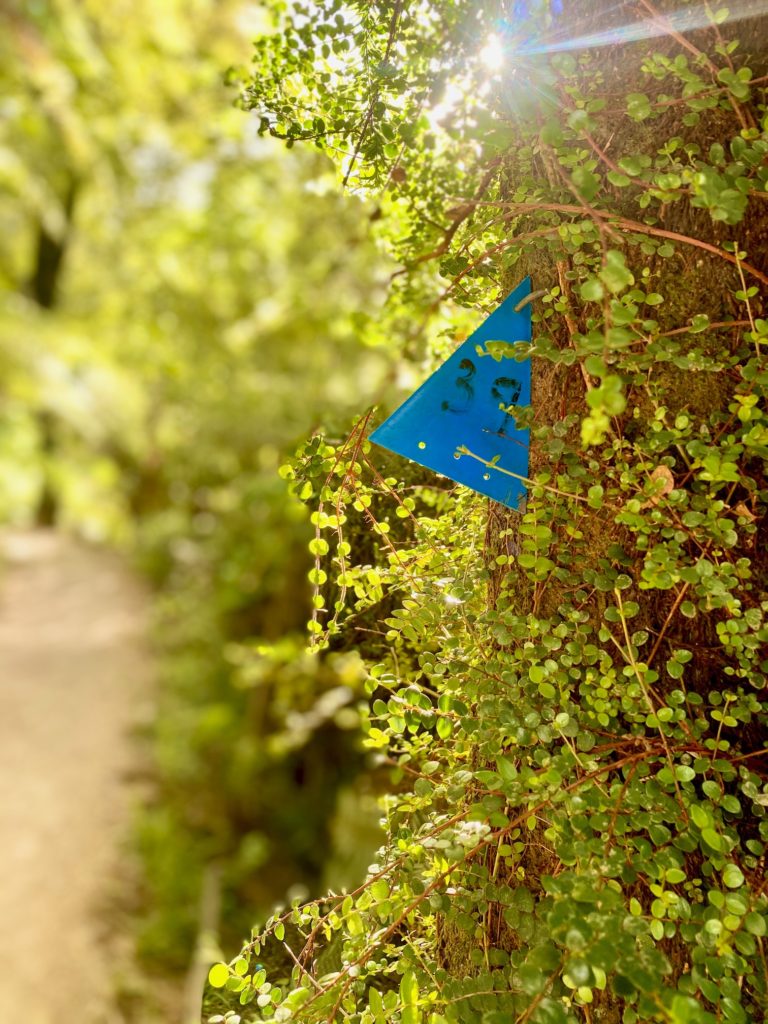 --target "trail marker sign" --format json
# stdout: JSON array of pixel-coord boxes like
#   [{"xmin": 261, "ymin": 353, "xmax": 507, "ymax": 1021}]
[{"xmin": 370, "ymin": 277, "xmax": 532, "ymax": 510}]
